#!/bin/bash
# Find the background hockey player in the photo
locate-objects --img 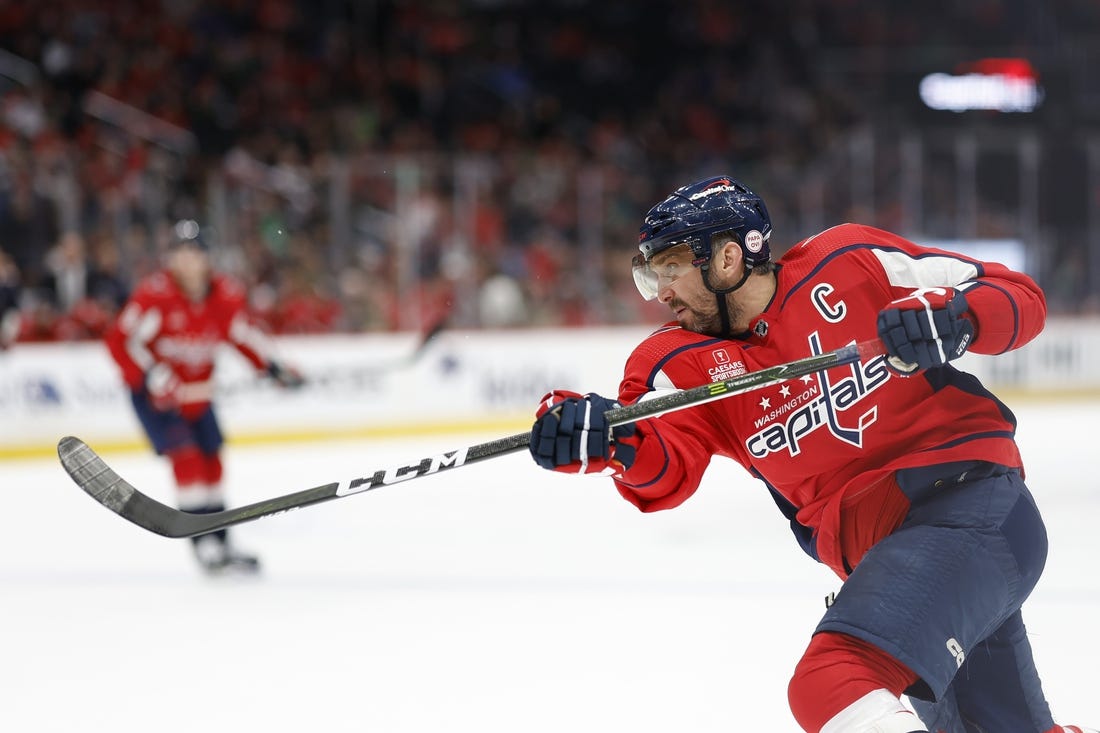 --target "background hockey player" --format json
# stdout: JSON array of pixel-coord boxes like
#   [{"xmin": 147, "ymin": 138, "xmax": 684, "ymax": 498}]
[
  {"xmin": 528, "ymin": 176, "xmax": 1095, "ymax": 733},
  {"xmin": 105, "ymin": 219, "xmax": 303, "ymax": 574}
]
